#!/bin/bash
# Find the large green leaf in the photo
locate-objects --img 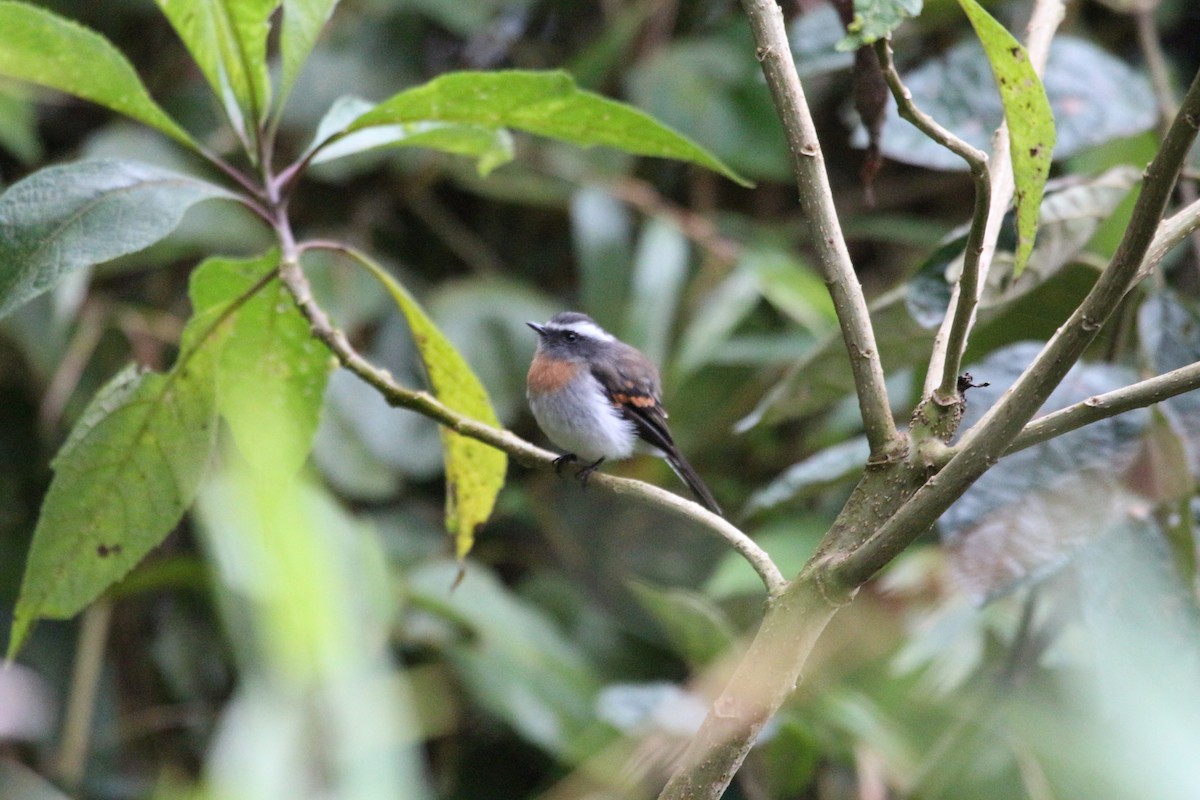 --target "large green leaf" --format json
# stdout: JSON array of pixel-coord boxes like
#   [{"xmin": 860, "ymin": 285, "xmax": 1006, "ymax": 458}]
[
  {"xmin": 9, "ymin": 350, "xmax": 218, "ymax": 656},
  {"xmin": 0, "ymin": 2, "xmax": 194, "ymax": 147},
  {"xmin": 154, "ymin": 0, "xmax": 277, "ymax": 133},
  {"xmin": 0, "ymin": 159, "xmax": 235, "ymax": 319},
  {"xmin": 280, "ymin": 0, "xmax": 340, "ymax": 99},
  {"xmin": 355, "ymin": 255, "xmax": 506, "ymax": 559},
  {"xmin": 344, "ymin": 70, "xmax": 750, "ymax": 186},
  {"xmin": 191, "ymin": 251, "xmax": 333, "ymax": 478},
  {"xmin": 956, "ymin": 0, "xmax": 1055, "ymax": 275},
  {"xmin": 307, "ymin": 95, "xmax": 514, "ymax": 176}
]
